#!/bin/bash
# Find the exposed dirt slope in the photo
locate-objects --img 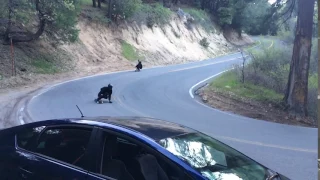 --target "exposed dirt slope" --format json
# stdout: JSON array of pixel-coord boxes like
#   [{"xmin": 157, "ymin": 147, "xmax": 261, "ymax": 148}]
[{"xmin": 0, "ymin": 14, "xmax": 237, "ymax": 90}]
